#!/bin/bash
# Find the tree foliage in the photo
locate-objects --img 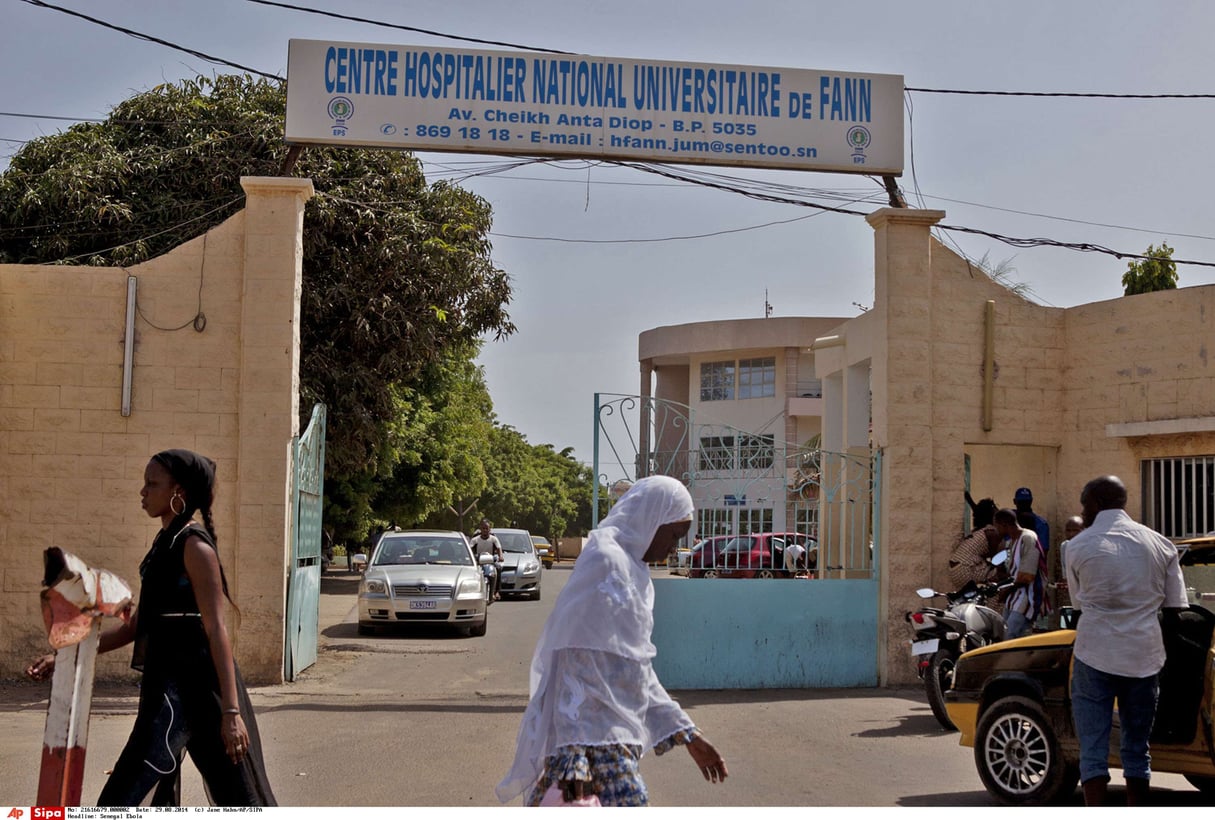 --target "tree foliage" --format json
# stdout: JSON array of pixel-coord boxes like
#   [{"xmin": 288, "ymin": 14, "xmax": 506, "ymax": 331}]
[
  {"xmin": 0, "ymin": 75, "xmax": 521, "ymax": 543},
  {"xmin": 1122, "ymin": 242, "xmax": 1178, "ymax": 296}
]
